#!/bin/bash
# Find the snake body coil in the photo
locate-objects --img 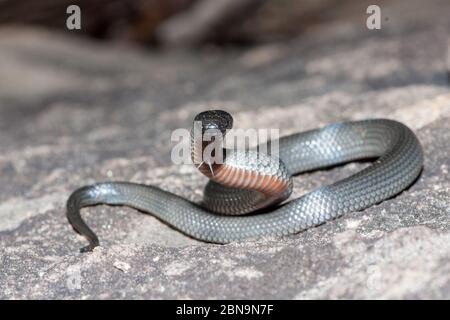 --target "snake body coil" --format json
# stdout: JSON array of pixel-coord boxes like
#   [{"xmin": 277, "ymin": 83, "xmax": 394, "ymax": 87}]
[{"xmin": 67, "ymin": 110, "xmax": 423, "ymax": 252}]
